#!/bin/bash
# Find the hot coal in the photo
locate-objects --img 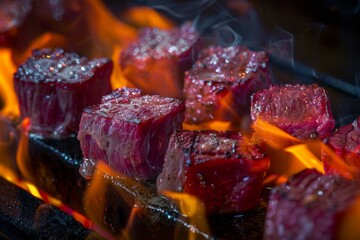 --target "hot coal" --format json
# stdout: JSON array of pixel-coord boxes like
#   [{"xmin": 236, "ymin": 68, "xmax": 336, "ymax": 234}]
[
  {"xmin": 120, "ymin": 22, "xmax": 202, "ymax": 99},
  {"xmin": 265, "ymin": 169, "xmax": 360, "ymax": 239},
  {"xmin": 14, "ymin": 48, "xmax": 113, "ymax": 139},
  {"xmin": 184, "ymin": 46, "xmax": 270, "ymax": 126},
  {"xmin": 251, "ymin": 84, "xmax": 335, "ymax": 140},
  {"xmin": 157, "ymin": 130, "xmax": 269, "ymax": 214},
  {"xmin": 78, "ymin": 91, "xmax": 185, "ymax": 180},
  {"xmin": 0, "ymin": 177, "xmax": 95, "ymax": 239},
  {"xmin": 323, "ymin": 116, "xmax": 360, "ymax": 177}
]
